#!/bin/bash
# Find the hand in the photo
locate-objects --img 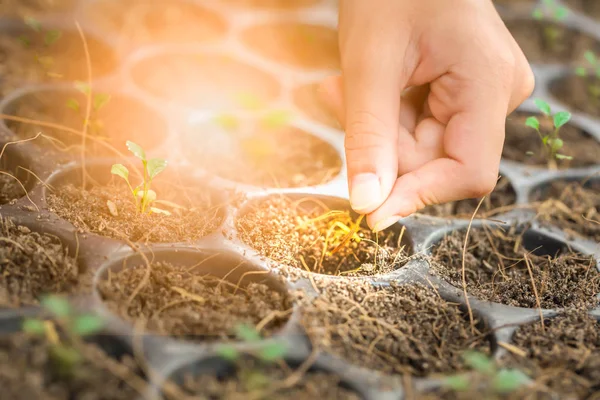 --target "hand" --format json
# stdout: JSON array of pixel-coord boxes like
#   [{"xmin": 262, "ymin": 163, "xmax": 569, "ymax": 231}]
[{"xmin": 321, "ymin": 0, "xmax": 534, "ymax": 231}]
